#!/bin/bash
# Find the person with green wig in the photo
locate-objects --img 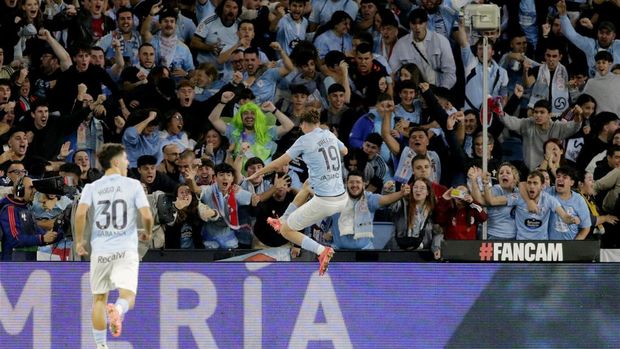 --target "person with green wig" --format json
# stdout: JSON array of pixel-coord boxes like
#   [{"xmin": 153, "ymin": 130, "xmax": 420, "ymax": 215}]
[{"xmin": 209, "ymin": 91, "xmax": 295, "ymax": 163}]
